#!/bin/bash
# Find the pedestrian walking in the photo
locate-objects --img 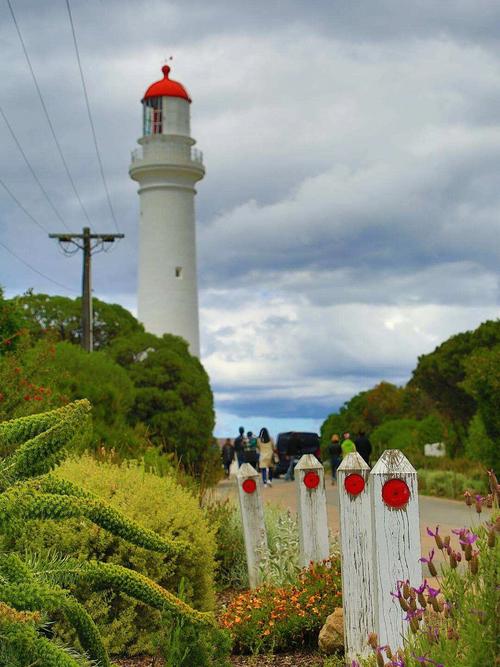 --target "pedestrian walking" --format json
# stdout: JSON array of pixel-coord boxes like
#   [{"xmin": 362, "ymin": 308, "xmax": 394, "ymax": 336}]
[
  {"xmin": 233, "ymin": 426, "xmax": 247, "ymax": 467},
  {"xmin": 341, "ymin": 431, "xmax": 357, "ymax": 458},
  {"xmin": 328, "ymin": 433, "xmax": 342, "ymax": 484},
  {"xmin": 355, "ymin": 430, "xmax": 372, "ymax": 466},
  {"xmin": 221, "ymin": 438, "xmax": 234, "ymax": 477},
  {"xmin": 257, "ymin": 427, "xmax": 276, "ymax": 486},
  {"xmin": 244, "ymin": 431, "xmax": 259, "ymax": 467}
]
